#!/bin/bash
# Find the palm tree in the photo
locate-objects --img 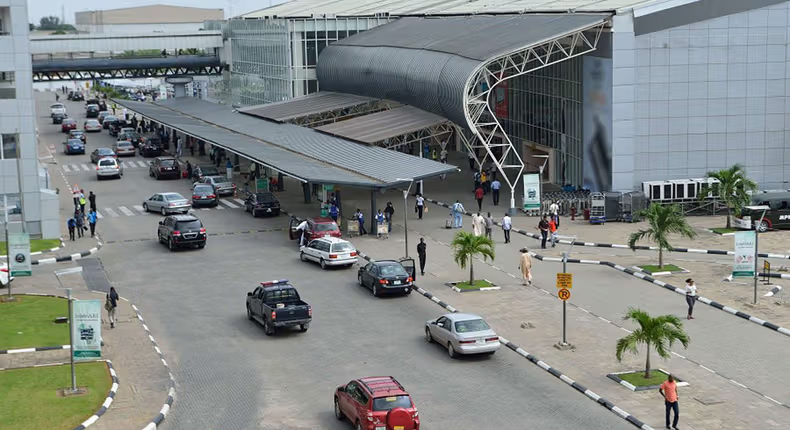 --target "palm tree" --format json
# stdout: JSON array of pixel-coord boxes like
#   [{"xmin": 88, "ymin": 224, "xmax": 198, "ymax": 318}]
[
  {"xmin": 628, "ymin": 203, "xmax": 696, "ymax": 269},
  {"xmin": 450, "ymin": 231, "xmax": 495, "ymax": 285},
  {"xmin": 616, "ymin": 308, "xmax": 690, "ymax": 379},
  {"xmin": 706, "ymin": 164, "xmax": 758, "ymax": 229}
]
